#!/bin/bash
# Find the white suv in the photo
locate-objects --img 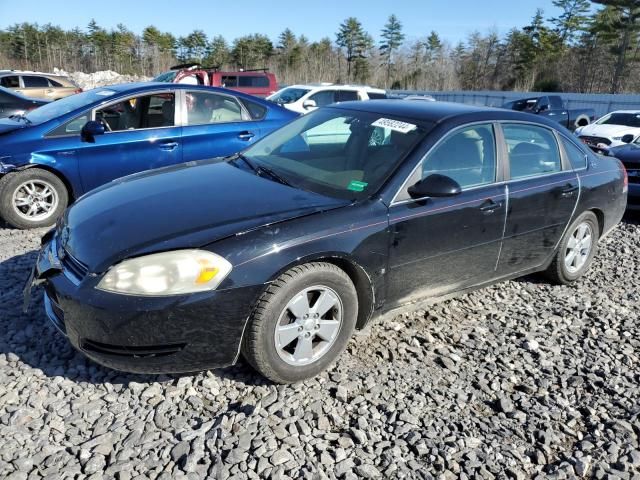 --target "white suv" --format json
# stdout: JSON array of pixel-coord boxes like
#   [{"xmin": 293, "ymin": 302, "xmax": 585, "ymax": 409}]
[{"xmin": 267, "ymin": 83, "xmax": 387, "ymax": 114}]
